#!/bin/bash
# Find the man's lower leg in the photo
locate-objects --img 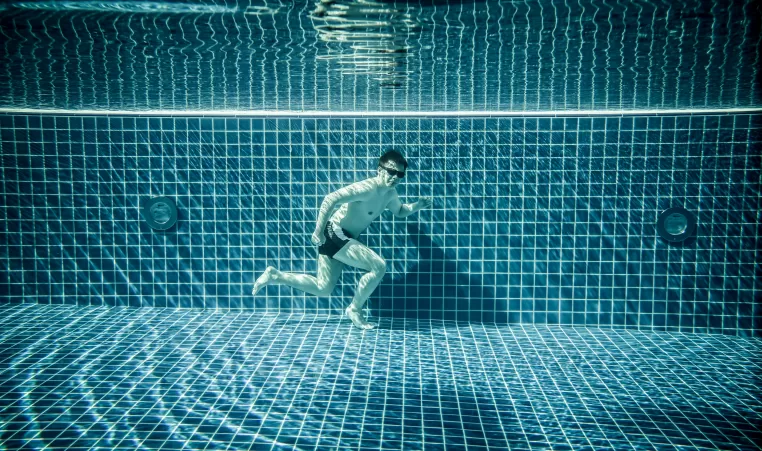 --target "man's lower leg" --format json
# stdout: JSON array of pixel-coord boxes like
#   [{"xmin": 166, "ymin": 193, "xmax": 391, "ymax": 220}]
[
  {"xmin": 349, "ymin": 270, "xmax": 384, "ymax": 310},
  {"xmin": 345, "ymin": 271, "xmax": 384, "ymax": 329},
  {"xmin": 253, "ymin": 266, "xmax": 325, "ymax": 297},
  {"xmin": 277, "ymin": 271, "xmax": 325, "ymax": 296}
]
